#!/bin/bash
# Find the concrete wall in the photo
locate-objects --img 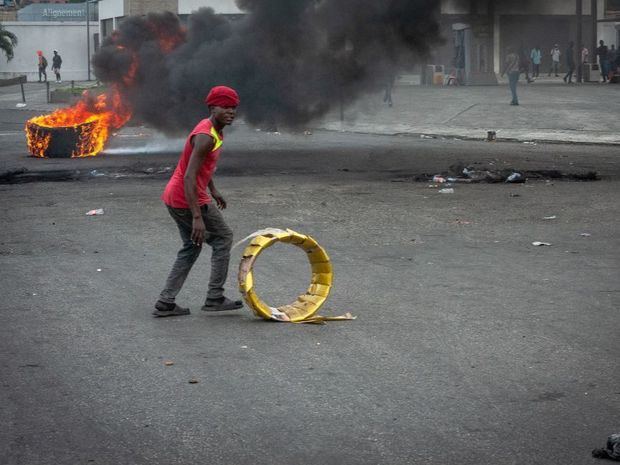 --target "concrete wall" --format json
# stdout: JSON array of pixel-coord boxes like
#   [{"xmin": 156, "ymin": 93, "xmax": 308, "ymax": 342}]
[
  {"xmin": 99, "ymin": 0, "xmax": 124, "ymax": 21},
  {"xmin": 98, "ymin": 0, "xmax": 243, "ymax": 20},
  {"xmin": 128, "ymin": 0, "xmax": 177, "ymax": 16},
  {"xmin": 0, "ymin": 21, "xmax": 98, "ymax": 81},
  {"xmin": 442, "ymin": 0, "xmax": 593, "ymax": 15},
  {"xmin": 178, "ymin": 0, "xmax": 241, "ymax": 14}
]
